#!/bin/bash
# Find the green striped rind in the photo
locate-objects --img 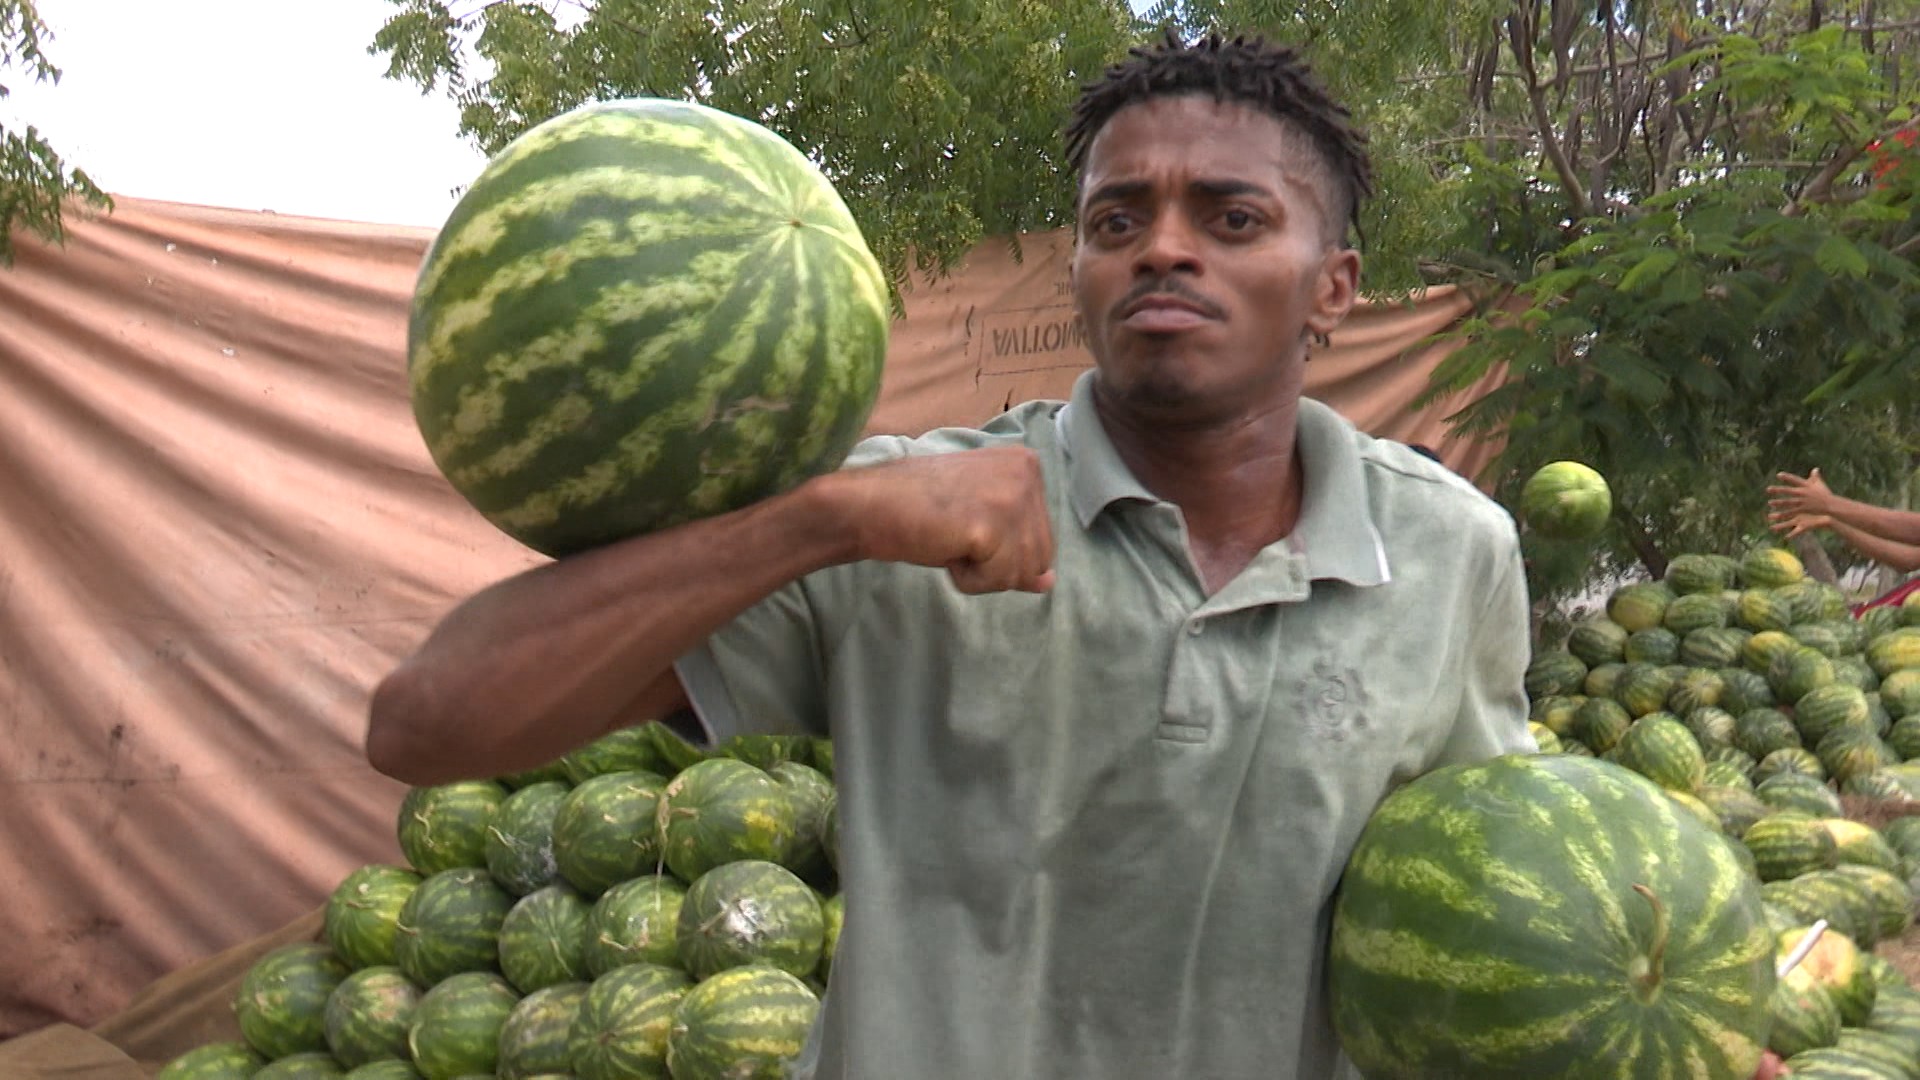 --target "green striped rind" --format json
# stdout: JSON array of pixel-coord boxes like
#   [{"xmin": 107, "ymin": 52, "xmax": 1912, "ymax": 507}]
[
  {"xmin": 1869, "ymin": 630, "xmax": 1920, "ymax": 679},
  {"xmin": 1755, "ymin": 772, "xmax": 1844, "ymax": 817},
  {"xmin": 1669, "ymin": 554, "xmax": 1737, "ymax": 595},
  {"xmin": 326, "ymin": 865, "xmax": 424, "ymax": 970},
  {"xmin": 497, "ymin": 883, "xmax": 593, "ymax": 995},
  {"xmin": 665, "ymin": 964, "xmax": 821, "ymax": 1080},
  {"xmin": 234, "ymin": 943, "xmax": 351, "ymax": 1059},
  {"xmin": 1682, "ymin": 629, "xmax": 1747, "ymax": 670},
  {"xmin": 769, "ymin": 761, "xmax": 836, "ymax": 885},
  {"xmin": 497, "ymin": 981, "xmax": 589, "ymax": 1080},
  {"xmin": 1698, "ymin": 786, "xmax": 1771, "ymax": 838},
  {"xmin": 397, "ymin": 781, "xmax": 510, "ymax": 877},
  {"xmin": 1671, "ymin": 669, "xmax": 1728, "ymax": 715},
  {"xmin": 251, "ymin": 1053, "xmax": 343, "ymax": 1078},
  {"xmin": 1569, "ymin": 619, "xmax": 1630, "ymax": 667},
  {"xmin": 1616, "ymin": 662, "xmax": 1677, "ymax": 716},
  {"xmin": 1738, "ymin": 590, "xmax": 1794, "ymax": 633},
  {"xmin": 155, "ymin": 1040, "xmax": 267, "ymax": 1080},
  {"xmin": 1326, "ymin": 754, "xmax": 1774, "ymax": 1079},
  {"xmin": 567, "ymin": 962, "xmax": 694, "ymax": 1080},
  {"xmin": 1574, "ymin": 698, "xmax": 1634, "ymax": 754},
  {"xmin": 1822, "ymin": 820, "xmax": 1905, "ymax": 874},
  {"xmin": 1609, "ymin": 582, "xmax": 1673, "ymax": 633},
  {"xmin": 1791, "ymin": 868, "xmax": 1885, "ymax": 948},
  {"xmin": 485, "ymin": 780, "xmax": 570, "ymax": 897},
  {"xmin": 407, "ymin": 971, "xmax": 520, "ymax": 1080},
  {"xmin": 1743, "ymin": 815, "xmax": 1840, "ymax": 882},
  {"xmin": 1817, "ymin": 728, "xmax": 1899, "ymax": 786},
  {"xmin": 1719, "ymin": 668, "xmax": 1777, "ymax": 713},
  {"xmin": 657, "ymin": 758, "xmax": 800, "ymax": 882},
  {"xmin": 1798, "ymin": 685, "xmax": 1875, "ymax": 746},
  {"xmin": 1689, "ymin": 708, "xmax": 1741, "ymax": 753},
  {"xmin": 1887, "ymin": 717, "xmax": 1920, "ymax": 759},
  {"xmin": 819, "ymin": 893, "xmax": 843, "ymax": 984},
  {"xmin": 551, "ymin": 770, "xmax": 669, "ymax": 897},
  {"xmin": 1881, "ymin": 671, "xmax": 1920, "ymax": 720},
  {"xmin": 1769, "ymin": 966, "xmax": 1843, "ymax": 1058},
  {"xmin": 562, "ymin": 725, "xmax": 671, "ymax": 784},
  {"xmin": 1615, "ymin": 714, "xmax": 1706, "ymax": 792},
  {"xmin": 1734, "ymin": 709, "xmax": 1802, "ymax": 762},
  {"xmin": 323, "ymin": 966, "xmax": 421, "ymax": 1068},
  {"xmin": 585, "ymin": 874, "xmax": 688, "ymax": 977},
  {"xmin": 1526, "ymin": 652, "xmax": 1588, "ymax": 698},
  {"xmin": 1770, "ymin": 646, "xmax": 1837, "ymax": 704},
  {"xmin": 1832, "ymin": 864, "xmax": 1916, "ymax": 940},
  {"xmin": 676, "ymin": 859, "xmax": 826, "ymax": 980},
  {"xmin": 408, "ymin": 98, "xmax": 889, "ymax": 558},
  {"xmin": 1742, "ymin": 548, "xmax": 1806, "ymax": 588},
  {"xmin": 1835, "ymin": 1028, "xmax": 1920, "ymax": 1075},
  {"xmin": 1586, "ymin": 664, "xmax": 1625, "ymax": 698},
  {"xmin": 1666, "ymin": 594, "xmax": 1730, "ymax": 635},
  {"xmin": 393, "ymin": 867, "xmax": 516, "ymax": 987},
  {"xmin": 1754, "ymin": 746, "xmax": 1826, "ymax": 785},
  {"xmin": 1780, "ymin": 1048, "xmax": 1897, "ymax": 1077},
  {"xmin": 340, "ymin": 1062, "xmax": 422, "ymax": 1080}
]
